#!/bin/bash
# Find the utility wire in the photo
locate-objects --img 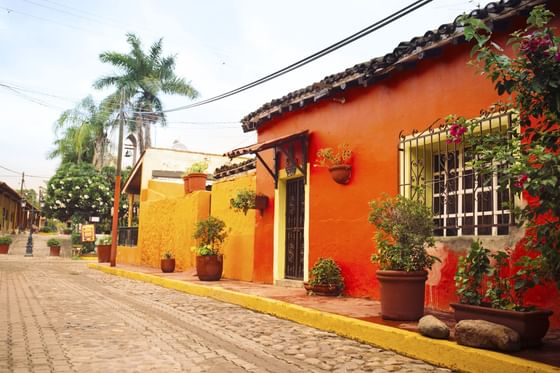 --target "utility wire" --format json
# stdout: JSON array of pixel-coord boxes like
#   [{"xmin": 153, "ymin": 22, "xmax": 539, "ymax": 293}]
[{"xmin": 135, "ymin": 0, "xmax": 433, "ymax": 114}]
